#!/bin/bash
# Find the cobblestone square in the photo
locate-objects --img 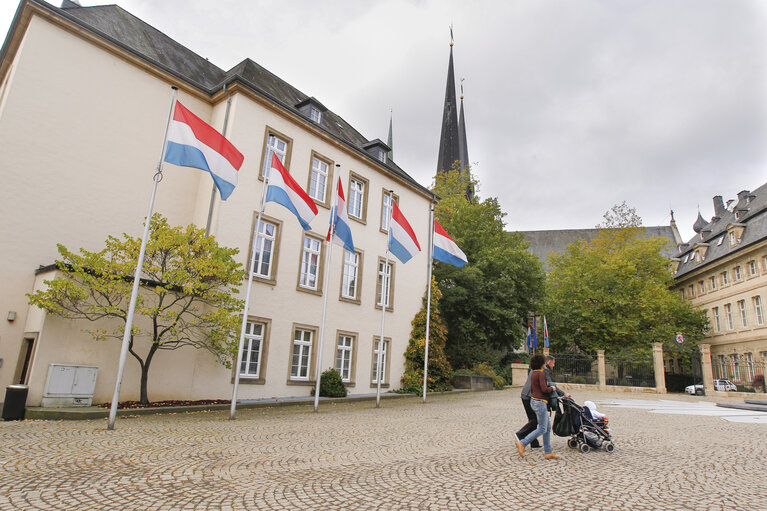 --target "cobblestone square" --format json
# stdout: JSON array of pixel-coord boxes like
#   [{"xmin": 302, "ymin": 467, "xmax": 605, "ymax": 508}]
[{"xmin": 1, "ymin": 389, "xmax": 765, "ymax": 510}]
